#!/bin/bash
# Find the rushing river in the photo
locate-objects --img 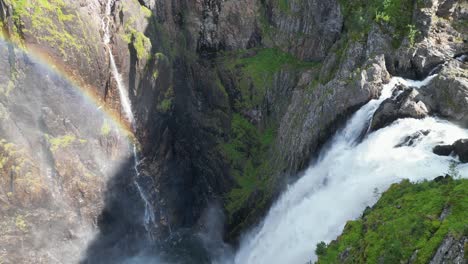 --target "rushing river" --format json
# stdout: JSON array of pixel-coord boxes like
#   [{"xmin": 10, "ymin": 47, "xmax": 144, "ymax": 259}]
[{"xmin": 231, "ymin": 75, "xmax": 468, "ymax": 264}]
